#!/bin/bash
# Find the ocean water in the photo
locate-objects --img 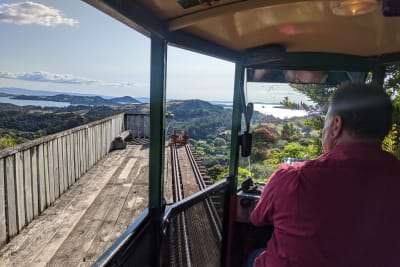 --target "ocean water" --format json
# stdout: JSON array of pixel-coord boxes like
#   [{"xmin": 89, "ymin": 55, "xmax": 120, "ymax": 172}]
[
  {"xmin": 0, "ymin": 97, "xmax": 70, "ymax": 107},
  {"xmin": 253, "ymin": 103, "xmax": 309, "ymax": 119},
  {"xmin": 212, "ymin": 101, "xmax": 311, "ymax": 119}
]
